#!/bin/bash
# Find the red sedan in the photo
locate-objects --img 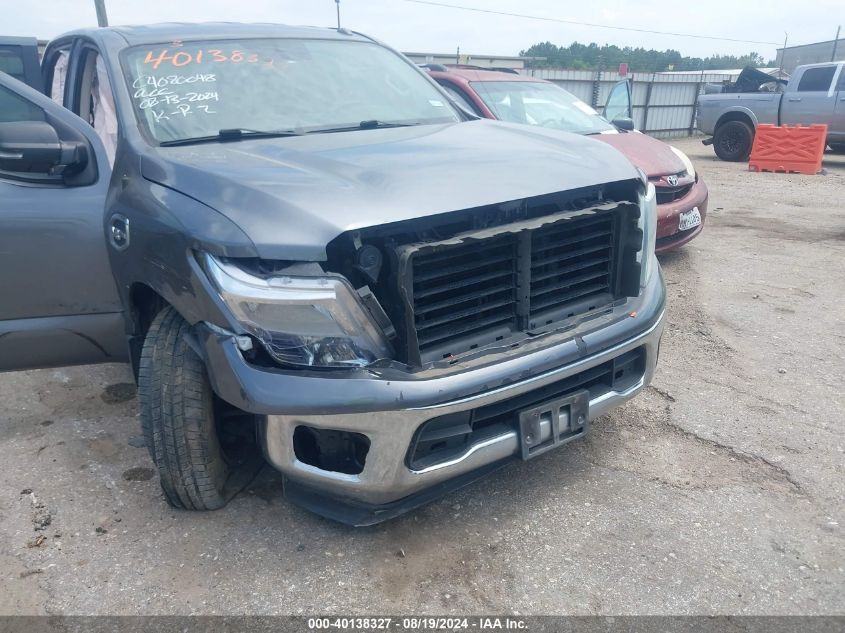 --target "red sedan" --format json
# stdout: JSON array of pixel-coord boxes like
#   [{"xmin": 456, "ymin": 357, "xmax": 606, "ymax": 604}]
[{"xmin": 425, "ymin": 65, "xmax": 708, "ymax": 252}]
